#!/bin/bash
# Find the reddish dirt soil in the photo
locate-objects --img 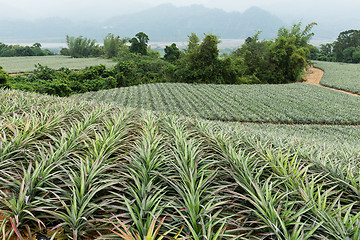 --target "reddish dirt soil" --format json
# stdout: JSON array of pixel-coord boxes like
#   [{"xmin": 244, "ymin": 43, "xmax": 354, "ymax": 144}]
[{"xmin": 303, "ymin": 67, "xmax": 360, "ymax": 97}]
